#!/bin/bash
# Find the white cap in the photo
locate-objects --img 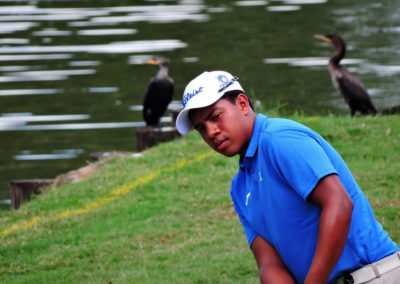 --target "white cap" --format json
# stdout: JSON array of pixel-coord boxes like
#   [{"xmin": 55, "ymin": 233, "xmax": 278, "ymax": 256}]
[{"xmin": 176, "ymin": 71, "xmax": 244, "ymax": 134}]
